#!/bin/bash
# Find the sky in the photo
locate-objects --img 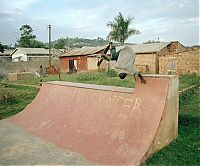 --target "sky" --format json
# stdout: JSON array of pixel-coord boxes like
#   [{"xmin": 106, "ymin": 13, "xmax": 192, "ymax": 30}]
[{"xmin": 0, "ymin": 0, "xmax": 199, "ymax": 46}]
